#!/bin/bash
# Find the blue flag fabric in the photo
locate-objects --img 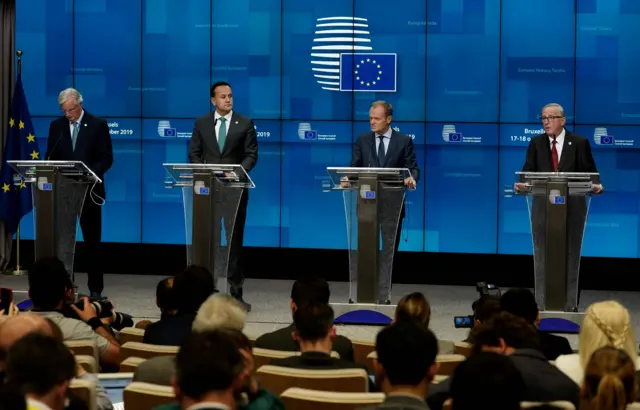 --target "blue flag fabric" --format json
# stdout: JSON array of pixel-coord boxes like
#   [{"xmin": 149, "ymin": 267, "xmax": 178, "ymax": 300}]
[
  {"xmin": 340, "ymin": 53, "xmax": 397, "ymax": 92},
  {"xmin": 0, "ymin": 74, "xmax": 40, "ymax": 234}
]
